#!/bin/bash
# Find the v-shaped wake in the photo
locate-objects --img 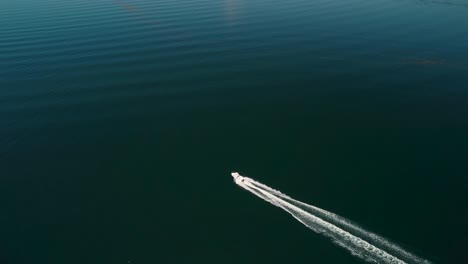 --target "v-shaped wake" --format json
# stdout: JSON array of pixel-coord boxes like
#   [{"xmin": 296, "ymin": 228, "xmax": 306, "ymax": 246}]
[{"xmin": 232, "ymin": 172, "xmax": 430, "ymax": 264}]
